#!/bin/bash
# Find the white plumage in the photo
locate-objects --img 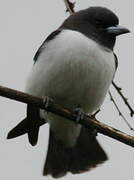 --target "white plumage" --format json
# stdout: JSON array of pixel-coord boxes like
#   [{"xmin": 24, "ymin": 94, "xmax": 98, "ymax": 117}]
[{"xmin": 25, "ymin": 30, "xmax": 115, "ymax": 147}]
